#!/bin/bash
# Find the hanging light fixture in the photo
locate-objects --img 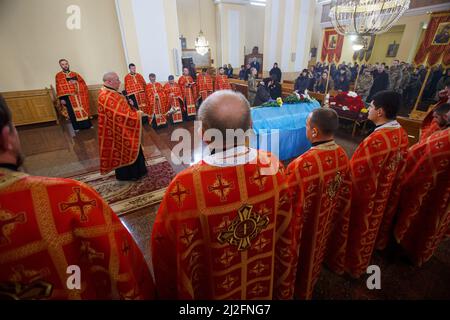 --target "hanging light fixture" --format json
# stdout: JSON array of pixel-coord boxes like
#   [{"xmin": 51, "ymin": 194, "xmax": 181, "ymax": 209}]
[
  {"xmin": 329, "ymin": 0, "xmax": 410, "ymax": 36},
  {"xmin": 352, "ymin": 36, "xmax": 365, "ymax": 51},
  {"xmin": 195, "ymin": 0, "xmax": 209, "ymax": 56}
]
